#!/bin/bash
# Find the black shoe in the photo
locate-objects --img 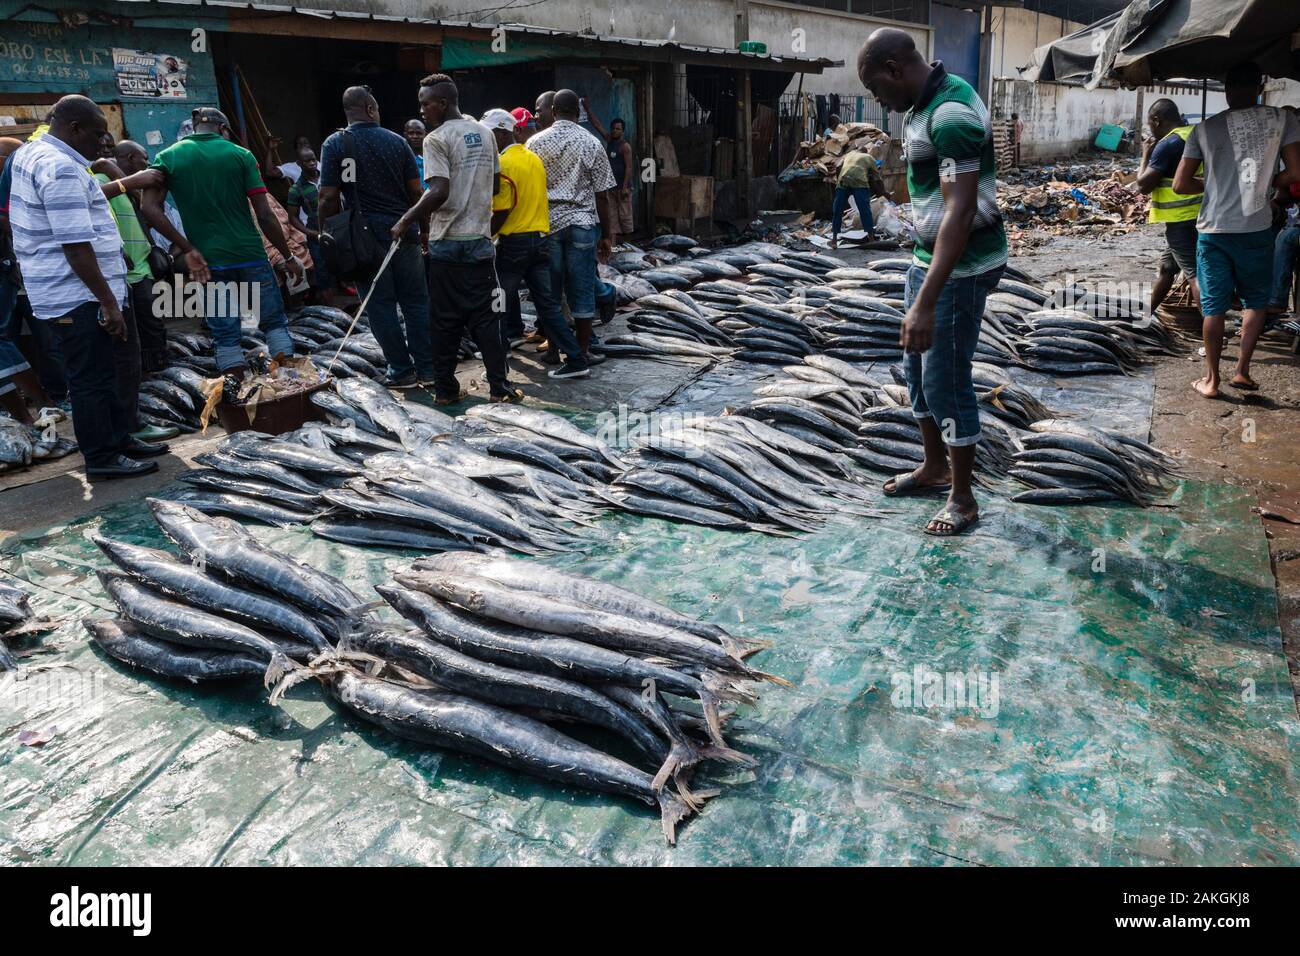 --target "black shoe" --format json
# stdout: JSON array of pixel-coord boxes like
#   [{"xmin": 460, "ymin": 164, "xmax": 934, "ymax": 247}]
[
  {"xmin": 491, "ymin": 387, "xmax": 526, "ymax": 404},
  {"xmin": 381, "ymin": 371, "xmax": 419, "ymax": 389},
  {"xmin": 123, "ymin": 436, "xmax": 169, "ymax": 459},
  {"xmin": 582, "ymin": 351, "xmax": 607, "ymax": 367},
  {"xmin": 548, "ymin": 357, "xmax": 590, "ymax": 380},
  {"xmin": 86, "ymin": 455, "xmax": 159, "ymax": 481},
  {"xmin": 540, "ymin": 348, "xmax": 562, "ymax": 366}
]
